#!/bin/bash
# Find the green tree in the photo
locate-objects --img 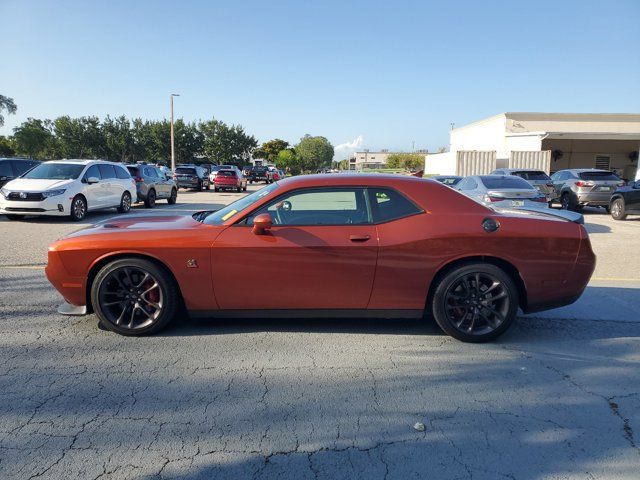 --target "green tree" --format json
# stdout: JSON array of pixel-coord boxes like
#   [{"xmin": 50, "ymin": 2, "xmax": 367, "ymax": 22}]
[
  {"xmin": 0, "ymin": 95, "xmax": 17, "ymax": 127},
  {"xmin": 254, "ymin": 138, "xmax": 289, "ymax": 163},
  {"xmin": 295, "ymin": 135, "xmax": 334, "ymax": 172},
  {"xmin": 0, "ymin": 136, "xmax": 16, "ymax": 156},
  {"xmin": 53, "ymin": 116, "xmax": 103, "ymax": 158},
  {"xmin": 174, "ymin": 120, "xmax": 204, "ymax": 164},
  {"xmin": 200, "ymin": 119, "xmax": 257, "ymax": 166},
  {"xmin": 275, "ymin": 148, "xmax": 302, "ymax": 174},
  {"xmin": 386, "ymin": 153, "xmax": 424, "ymax": 171},
  {"xmin": 13, "ymin": 118, "xmax": 54, "ymax": 158},
  {"xmin": 102, "ymin": 115, "xmax": 133, "ymax": 162}
]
